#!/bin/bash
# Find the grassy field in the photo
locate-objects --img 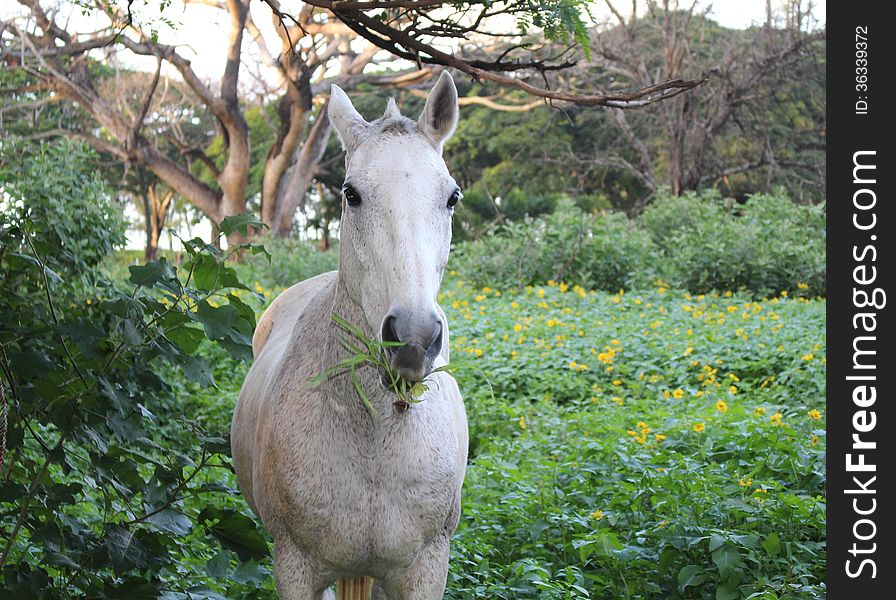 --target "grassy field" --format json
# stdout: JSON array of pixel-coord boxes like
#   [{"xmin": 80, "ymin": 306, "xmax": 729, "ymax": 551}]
[
  {"xmin": 191, "ymin": 275, "xmax": 826, "ymax": 599},
  {"xmin": 438, "ymin": 278, "xmax": 825, "ymax": 599}
]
